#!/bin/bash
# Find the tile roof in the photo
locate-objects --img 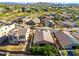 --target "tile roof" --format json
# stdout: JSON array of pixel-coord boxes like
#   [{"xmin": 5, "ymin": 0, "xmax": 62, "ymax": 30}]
[
  {"xmin": 70, "ymin": 32, "xmax": 79, "ymax": 41},
  {"xmin": 33, "ymin": 30, "xmax": 54, "ymax": 44},
  {"xmin": 54, "ymin": 31, "xmax": 75, "ymax": 49}
]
